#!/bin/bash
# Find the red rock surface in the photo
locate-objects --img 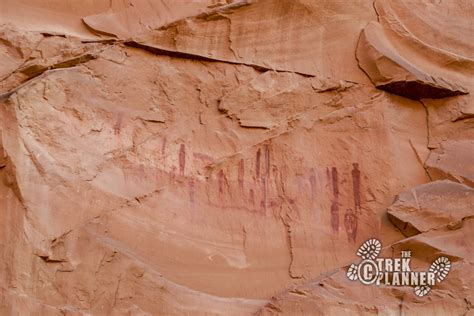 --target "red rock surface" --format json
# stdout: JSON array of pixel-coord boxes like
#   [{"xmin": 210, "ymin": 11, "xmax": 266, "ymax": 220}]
[{"xmin": 0, "ymin": 1, "xmax": 472, "ymax": 315}]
